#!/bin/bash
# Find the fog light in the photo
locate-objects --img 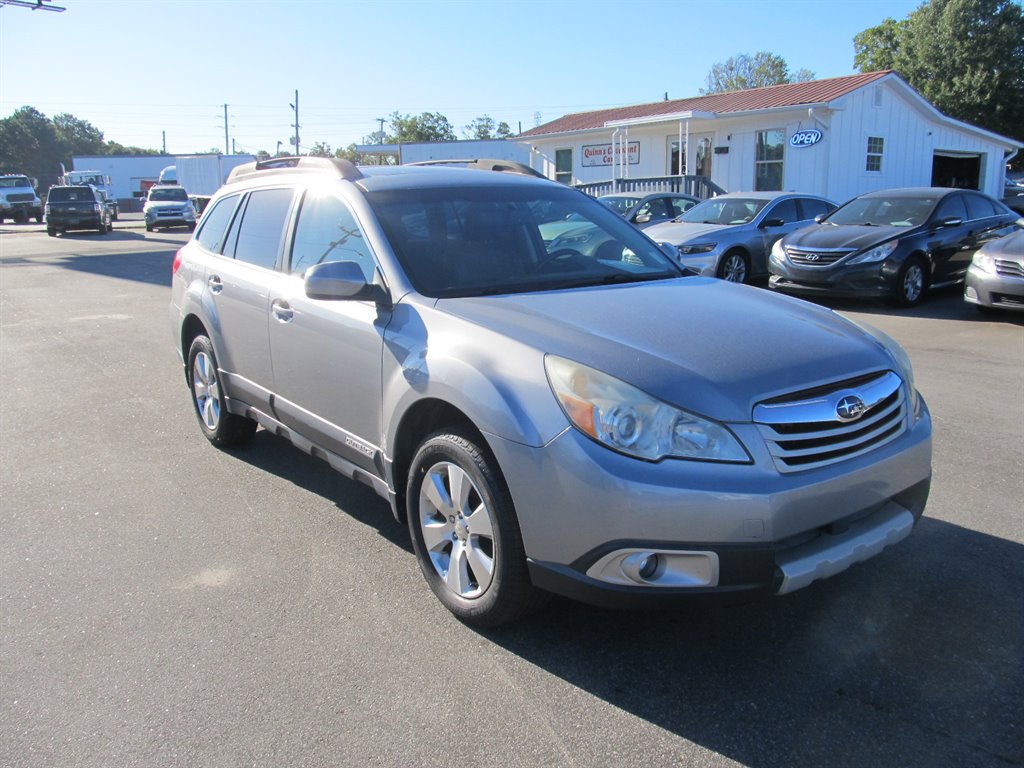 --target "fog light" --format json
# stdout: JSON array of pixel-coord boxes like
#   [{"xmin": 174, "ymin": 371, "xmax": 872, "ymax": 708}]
[
  {"xmin": 638, "ymin": 553, "xmax": 660, "ymax": 580},
  {"xmin": 965, "ymin": 286, "xmax": 978, "ymax": 300}
]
